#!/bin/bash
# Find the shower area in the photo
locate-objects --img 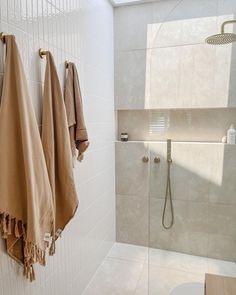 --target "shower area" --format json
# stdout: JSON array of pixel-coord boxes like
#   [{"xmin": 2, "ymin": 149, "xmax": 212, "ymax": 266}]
[{"xmin": 114, "ymin": 0, "xmax": 236, "ymax": 294}]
